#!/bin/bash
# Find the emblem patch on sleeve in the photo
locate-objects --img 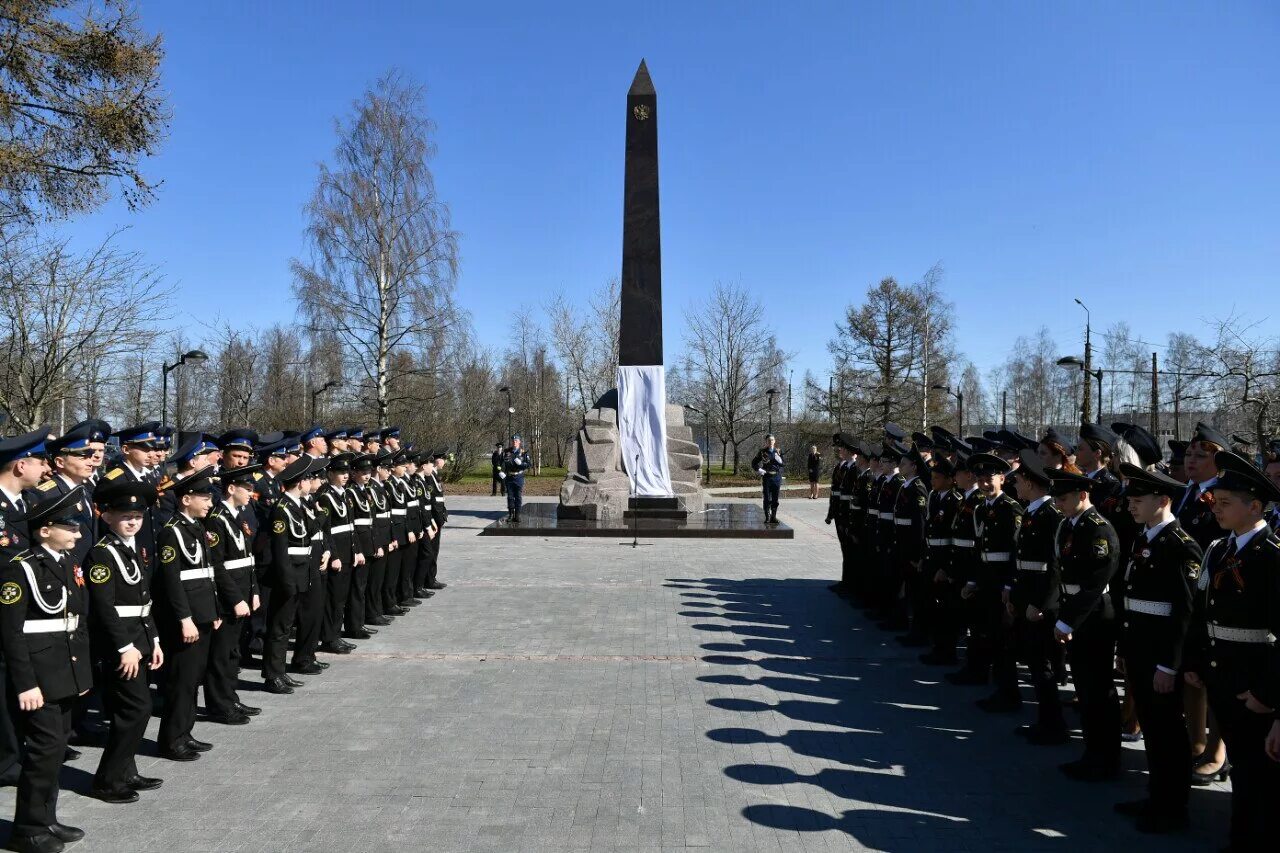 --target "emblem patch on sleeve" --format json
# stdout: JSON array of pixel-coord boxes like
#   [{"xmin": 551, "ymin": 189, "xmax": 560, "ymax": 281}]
[
  {"xmin": 1092, "ymin": 539, "xmax": 1111, "ymax": 558},
  {"xmin": 207, "ymin": 532, "xmax": 219, "ymax": 547},
  {"xmin": 1184, "ymin": 560, "xmax": 1201, "ymax": 581},
  {"xmin": 273, "ymin": 520, "xmax": 285, "ymax": 534},
  {"xmin": 0, "ymin": 581, "xmax": 21, "ymax": 604},
  {"xmin": 89, "ymin": 564, "xmax": 111, "ymax": 584},
  {"xmin": 160, "ymin": 546, "xmax": 176, "ymax": 564}
]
